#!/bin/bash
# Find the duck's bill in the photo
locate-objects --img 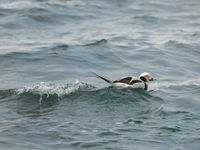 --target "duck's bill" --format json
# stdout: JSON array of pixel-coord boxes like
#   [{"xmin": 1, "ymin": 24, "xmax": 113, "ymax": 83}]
[{"xmin": 150, "ymin": 78, "xmax": 157, "ymax": 81}]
